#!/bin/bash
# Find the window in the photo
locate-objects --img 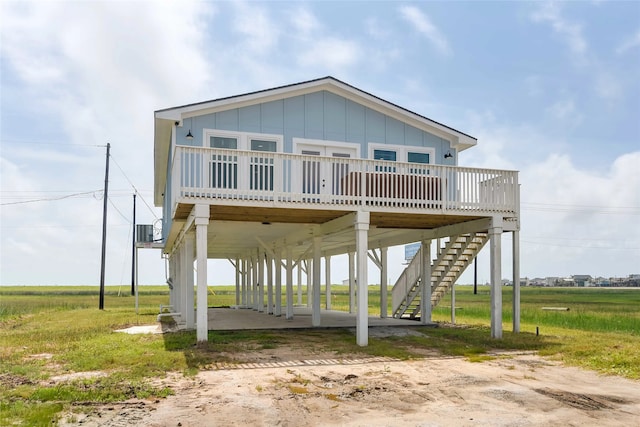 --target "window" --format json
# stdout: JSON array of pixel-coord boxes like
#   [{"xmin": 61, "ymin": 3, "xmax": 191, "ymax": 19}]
[
  {"xmin": 204, "ymin": 130, "xmax": 282, "ymax": 191},
  {"xmin": 210, "ymin": 136, "xmax": 237, "ymax": 149},
  {"xmin": 408, "ymin": 152, "xmax": 429, "ymax": 164},
  {"xmin": 408, "ymin": 151, "xmax": 430, "ymax": 175},
  {"xmin": 369, "ymin": 143, "xmax": 435, "ymax": 171},
  {"xmin": 250, "ymin": 139, "xmax": 277, "ymax": 152},
  {"xmin": 373, "ymin": 149, "xmax": 397, "ymax": 161},
  {"xmin": 250, "ymin": 139, "xmax": 277, "ymax": 190}
]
